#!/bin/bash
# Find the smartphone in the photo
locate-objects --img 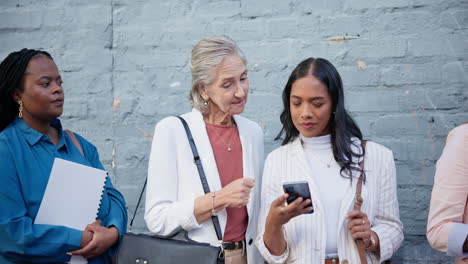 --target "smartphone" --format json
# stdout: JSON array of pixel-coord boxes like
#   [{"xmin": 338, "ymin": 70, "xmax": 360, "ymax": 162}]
[{"xmin": 282, "ymin": 181, "xmax": 314, "ymax": 214}]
